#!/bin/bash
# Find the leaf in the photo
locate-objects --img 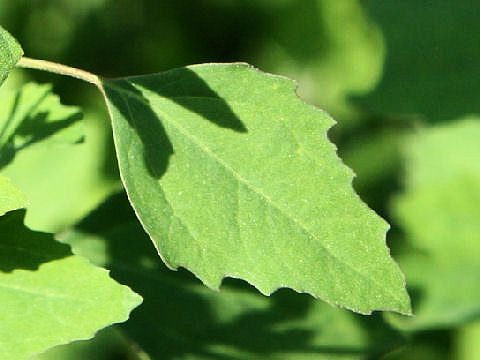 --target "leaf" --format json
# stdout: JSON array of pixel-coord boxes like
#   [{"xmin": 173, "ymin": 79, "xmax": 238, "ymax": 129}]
[
  {"xmin": 388, "ymin": 118, "xmax": 480, "ymax": 329},
  {"xmin": 255, "ymin": 0, "xmax": 384, "ymax": 122},
  {"xmin": 0, "ymin": 25, "xmax": 22, "ymax": 87},
  {"xmin": 0, "ymin": 210, "xmax": 142, "ymax": 360},
  {"xmin": 0, "ymin": 82, "xmax": 83, "ymax": 169},
  {"xmin": 64, "ymin": 192, "xmax": 405, "ymax": 360},
  {"xmin": 0, "ymin": 84, "xmax": 118, "ymax": 233},
  {"xmin": 457, "ymin": 321, "xmax": 480, "ymax": 360},
  {"xmin": 101, "ymin": 63, "xmax": 411, "ymax": 314},
  {"xmin": 0, "ymin": 175, "xmax": 27, "ymax": 215}
]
